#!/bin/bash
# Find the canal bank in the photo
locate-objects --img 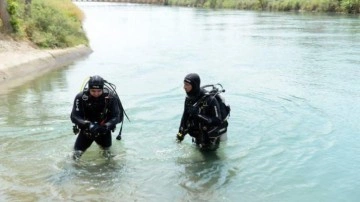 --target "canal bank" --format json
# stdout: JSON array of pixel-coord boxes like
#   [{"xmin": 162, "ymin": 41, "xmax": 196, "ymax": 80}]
[{"xmin": 0, "ymin": 39, "xmax": 92, "ymax": 93}]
